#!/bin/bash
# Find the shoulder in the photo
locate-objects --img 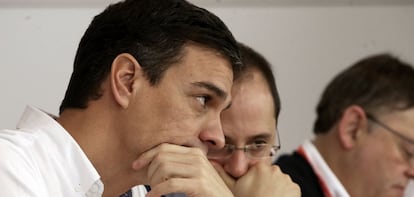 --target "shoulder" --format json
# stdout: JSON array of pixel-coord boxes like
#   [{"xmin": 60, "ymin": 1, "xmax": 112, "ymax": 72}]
[
  {"xmin": 0, "ymin": 129, "xmax": 46, "ymax": 196},
  {"xmin": 276, "ymin": 151, "xmax": 316, "ymax": 179},
  {"xmin": 276, "ymin": 151, "xmax": 309, "ymax": 169},
  {"xmin": 0, "ymin": 129, "xmax": 38, "ymax": 161},
  {"xmin": 275, "ymin": 151, "xmax": 325, "ymax": 197}
]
